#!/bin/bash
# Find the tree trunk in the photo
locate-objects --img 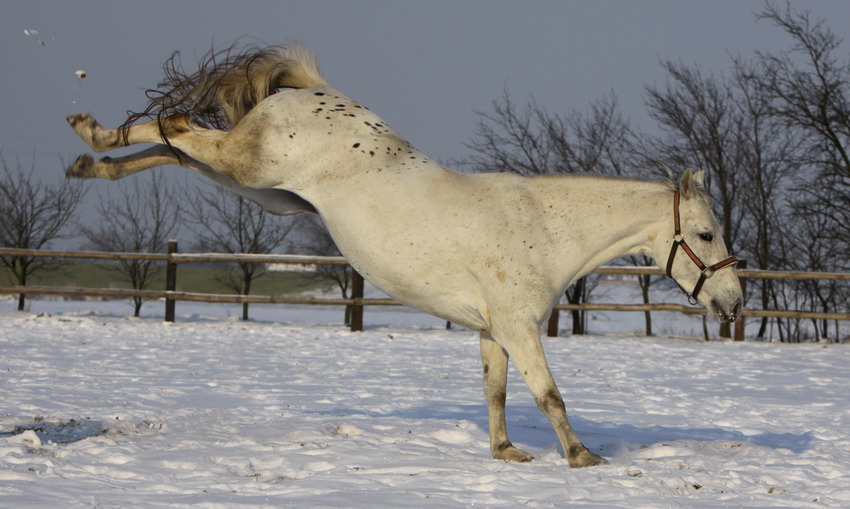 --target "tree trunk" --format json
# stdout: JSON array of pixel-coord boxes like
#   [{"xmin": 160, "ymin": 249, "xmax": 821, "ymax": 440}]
[
  {"xmin": 755, "ymin": 279, "xmax": 774, "ymax": 339},
  {"xmin": 640, "ymin": 274, "xmax": 652, "ymax": 336},
  {"xmin": 16, "ymin": 263, "xmax": 26, "ymax": 312},
  {"xmin": 242, "ymin": 273, "xmax": 252, "ymax": 321},
  {"xmin": 568, "ymin": 277, "xmax": 587, "ymax": 335},
  {"xmin": 340, "ymin": 286, "xmax": 351, "ymax": 325}
]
